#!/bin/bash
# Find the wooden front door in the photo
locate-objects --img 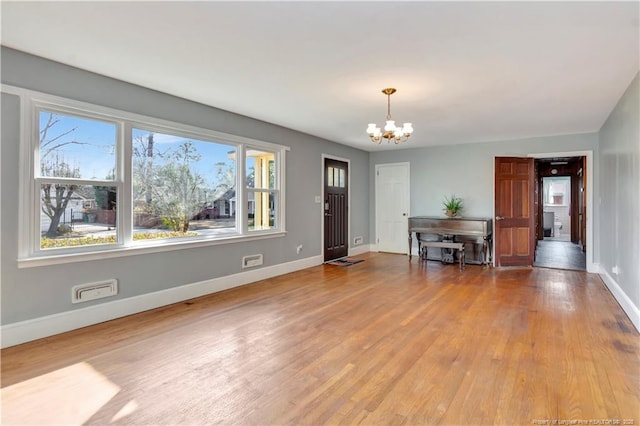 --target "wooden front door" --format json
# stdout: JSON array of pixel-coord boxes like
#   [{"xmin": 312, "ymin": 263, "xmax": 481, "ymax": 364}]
[
  {"xmin": 324, "ymin": 158, "xmax": 348, "ymax": 262},
  {"xmin": 495, "ymin": 157, "xmax": 535, "ymax": 267}
]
